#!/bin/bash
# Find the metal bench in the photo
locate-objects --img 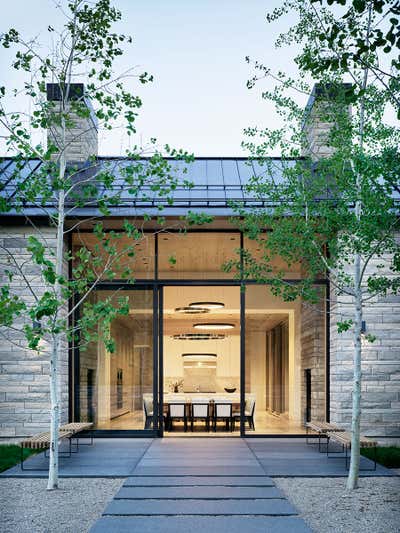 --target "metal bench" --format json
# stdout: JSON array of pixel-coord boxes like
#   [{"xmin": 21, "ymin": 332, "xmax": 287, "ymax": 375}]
[
  {"xmin": 306, "ymin": 421, "xmax": 346, "ymax": 452},
  {"xmin": 326, "ymin": 431, "xmax": 377, "ymax": 470},
  {"xmin": 20, "ymin": 430, "xmax": 74, "ymax": 470}
]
